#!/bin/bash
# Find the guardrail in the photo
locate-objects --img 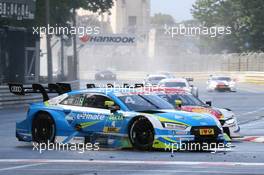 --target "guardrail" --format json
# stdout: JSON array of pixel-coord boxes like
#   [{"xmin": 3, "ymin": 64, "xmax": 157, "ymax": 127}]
[
  {"xmin": 244, "ymin": 73, "xmax": 264, "ymax": 84},
  {"xmin": 0, "ymin": 80, "xmax": 80, "ymax": 109},
  {"xmin": 1, "ymin": 72, "xmax": 264, "ymax": 109}
]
